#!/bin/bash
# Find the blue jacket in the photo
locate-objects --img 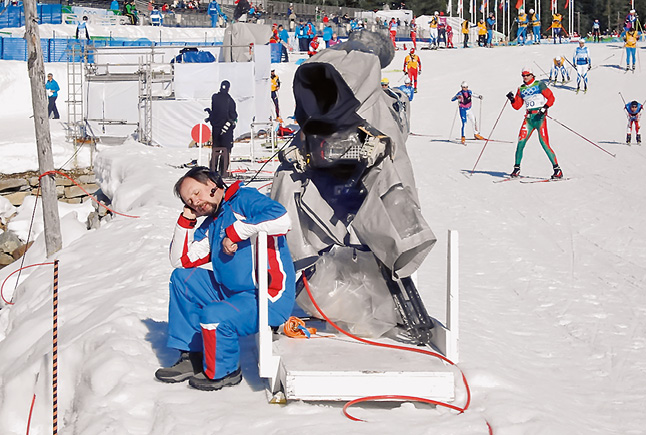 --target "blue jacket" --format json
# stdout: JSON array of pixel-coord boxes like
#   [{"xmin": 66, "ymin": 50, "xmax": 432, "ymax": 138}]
[
  {"xmin": 46, "ymin": 79, "xmax": 59, "ymax": 98},
  {"xmin": 573, "ymin": 46, "xmax": 591, "ymax": 66},
  {"xmin": 278, "ymin": 28, "xmax": 289, "ymax": 43},
  {"xmin": 190, "ymin": 182, "xmax": 295, "ymax": 313},
  {"xmin": 208, "ymin": 1, "xmax": 222, "ymax": 17},
  {"xmin": 322, "ymin": 26, "xmax": 333, "ymax": 41},
  {"xmin": 397, "ymin": 85, "xmax": 414, "ymax": 101}
]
